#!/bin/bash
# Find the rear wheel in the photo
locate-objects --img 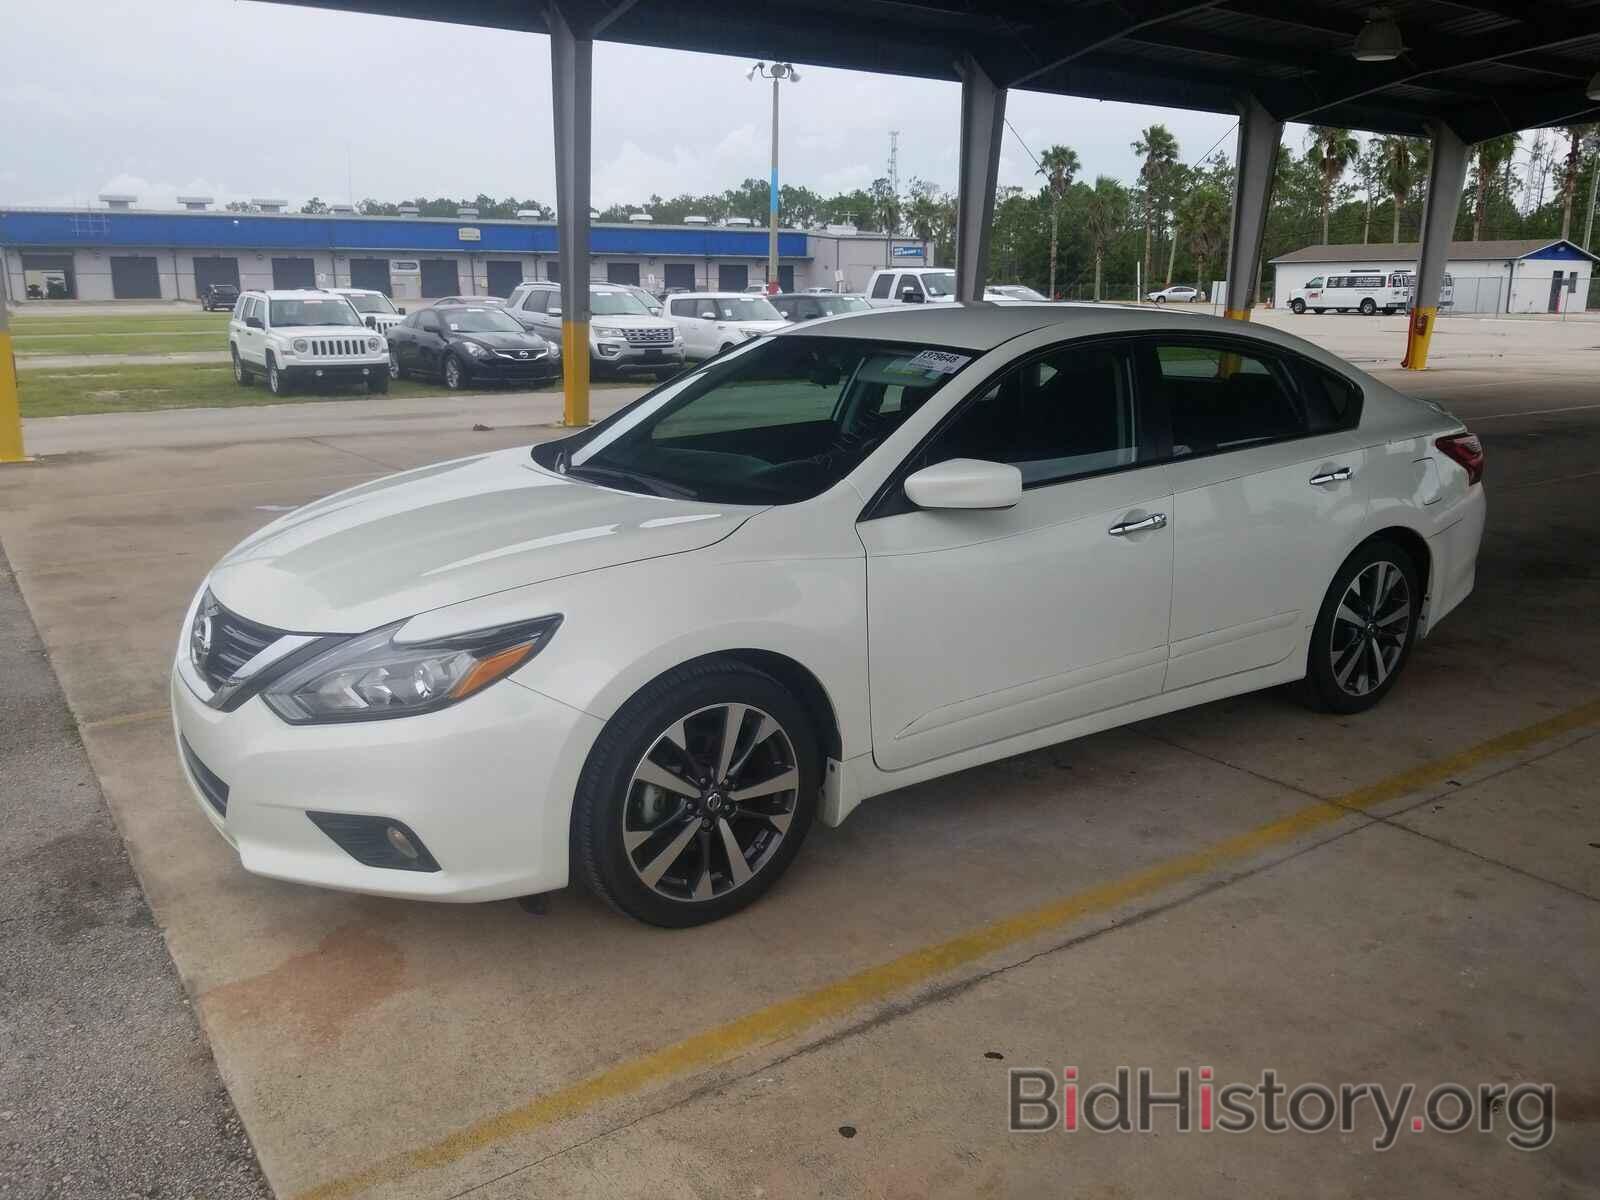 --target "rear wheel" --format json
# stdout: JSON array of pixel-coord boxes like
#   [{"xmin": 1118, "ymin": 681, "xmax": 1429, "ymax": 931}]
[
  {"xmin": 1300, "ymin": 540, "xmax": 1420, "ymax": 714},
  {"xmin": 231, "ymin": 347, "xmax": 251, "ymax": 386},
  {"xmin": 1359, "ymin": 298, "xmax": 1377, "ymax": 315},
  {"xmin": 573, "ymin": 658, "xmax": 819, "ymax": 927},
  {"xmin": 1290, "ymin": 299, "xmax": 1306, "ymax": 314}
]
